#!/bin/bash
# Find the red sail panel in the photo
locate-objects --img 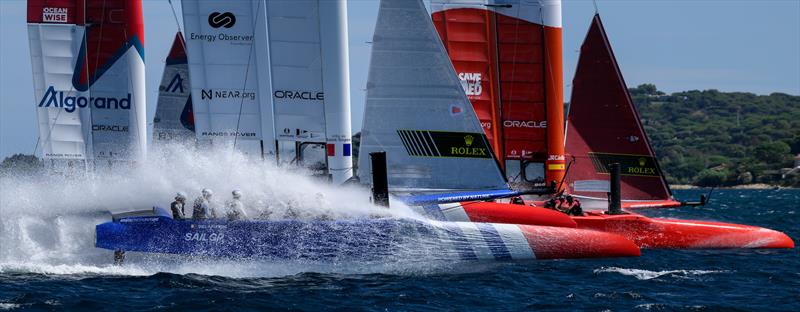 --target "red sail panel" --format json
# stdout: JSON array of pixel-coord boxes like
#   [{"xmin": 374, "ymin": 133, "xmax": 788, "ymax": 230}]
[
  {"xmin": 565, "ymin": 15, "xmax": 672, "ymax": 201},
  {"xmin": 432, "ymin": 8, "xmax": 504, "ymax": 164},
  {"xmin": 495, "ymin": 14, "xmax": 546, "ymax": 162}
]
